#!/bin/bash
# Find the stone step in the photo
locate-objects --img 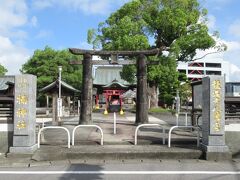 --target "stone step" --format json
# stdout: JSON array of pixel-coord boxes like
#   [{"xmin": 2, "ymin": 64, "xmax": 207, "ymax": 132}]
[{"xmin": 31, "ymin": 145, "xmax": 202, "ymax": 161}]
